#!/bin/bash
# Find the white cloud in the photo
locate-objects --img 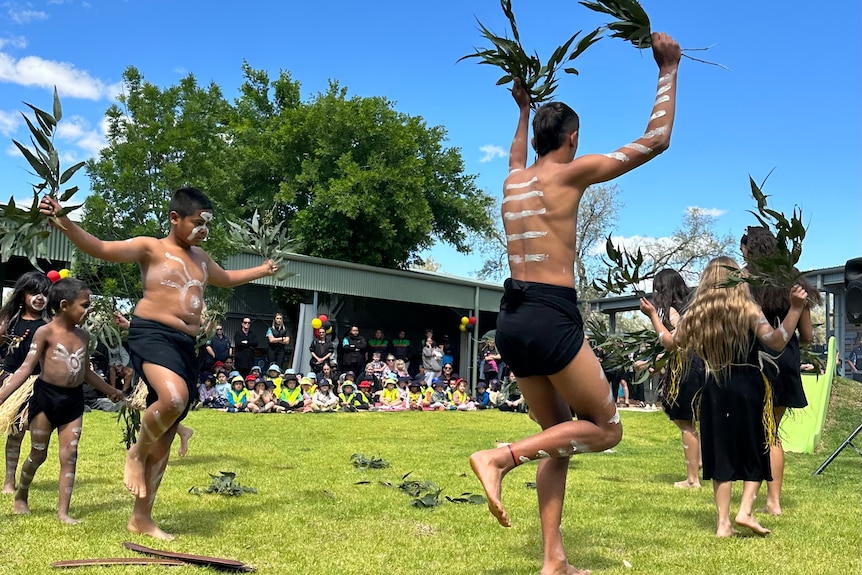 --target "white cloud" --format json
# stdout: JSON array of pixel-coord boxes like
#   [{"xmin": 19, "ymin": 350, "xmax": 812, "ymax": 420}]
[
  {"xmin": 0, "ymin": 35, "xmax": 27, "ymax": 49},
  {"xmin": 479, "ymin": 144, "xmax": 506, "ymax": 163},
  {"xmin": 0, "ymin": 109, "xmax": 19, "ymax": 136},
  {"xmin": 7, "ymin": 7, "xmax": 47, "ymax": 24},
  {"xmin": 686, "ymin": 205, "xmax": 726, "ymax": 218},
  {"xmin": 55, "ymin": 114, "xmax": 106, "ymax": 157},
  {"xmin": 0, "ymin": 52, "xmax": 120, "ymax": 100},
  {"xmin": 588, "ymin": 234, "xmax": 676, "ymax": 257}
]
